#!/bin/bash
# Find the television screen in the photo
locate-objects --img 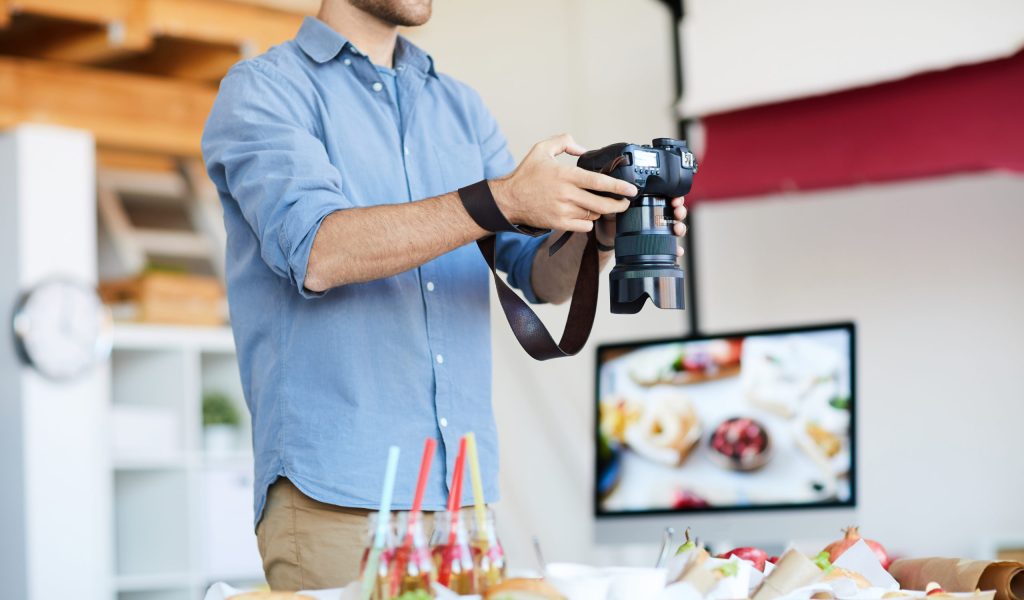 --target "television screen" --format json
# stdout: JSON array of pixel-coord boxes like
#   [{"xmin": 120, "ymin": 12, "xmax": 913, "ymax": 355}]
[{"xmin": 596, "ymin": 323, "xmax": 855, "ymax": 516}]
